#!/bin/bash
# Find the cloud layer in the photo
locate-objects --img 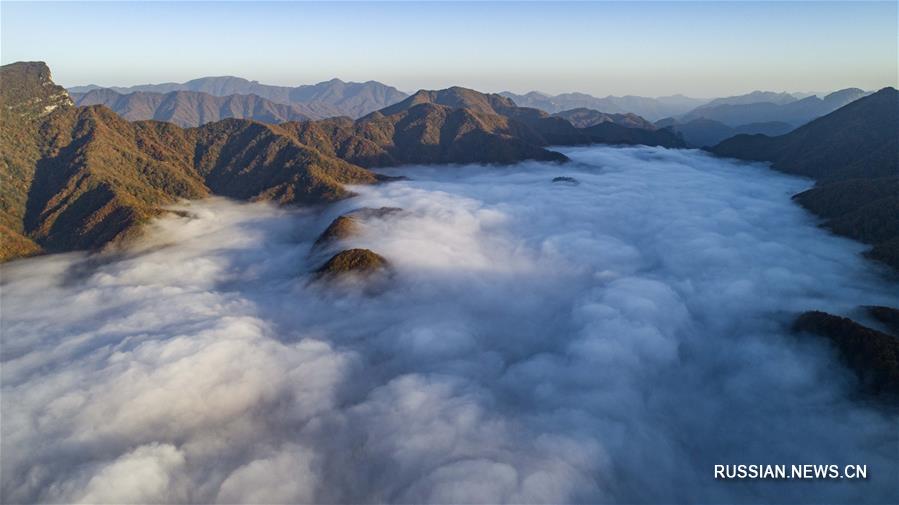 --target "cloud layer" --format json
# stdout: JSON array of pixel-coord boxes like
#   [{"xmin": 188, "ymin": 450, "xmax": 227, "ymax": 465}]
[{"xmin": 2, "ymin": 146, "xmax": 897, "ymax": 503}]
